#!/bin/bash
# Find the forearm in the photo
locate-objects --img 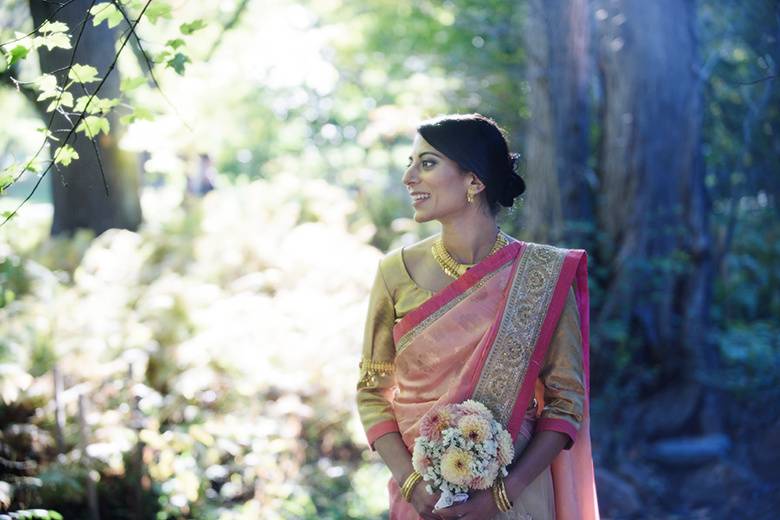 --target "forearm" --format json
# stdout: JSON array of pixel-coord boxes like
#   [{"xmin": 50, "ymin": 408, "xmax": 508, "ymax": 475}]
[
  {"xmin": 373, "ymin": 431, "xmax": 415, "ymax": 484},
  {"xmin": 504, "ymin": 430, "xmax": 568, "ymax": 500}
]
